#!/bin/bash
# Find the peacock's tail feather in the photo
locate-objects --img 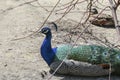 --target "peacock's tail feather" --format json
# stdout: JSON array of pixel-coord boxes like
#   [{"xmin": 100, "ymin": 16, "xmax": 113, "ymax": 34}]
[
  {"xmin": 54, "ymin": 45, "xmax": 120, "ymax": 66},
  {"xmin": 50, "ymin": 60, "xmax": 111, "ymax": 76}
]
